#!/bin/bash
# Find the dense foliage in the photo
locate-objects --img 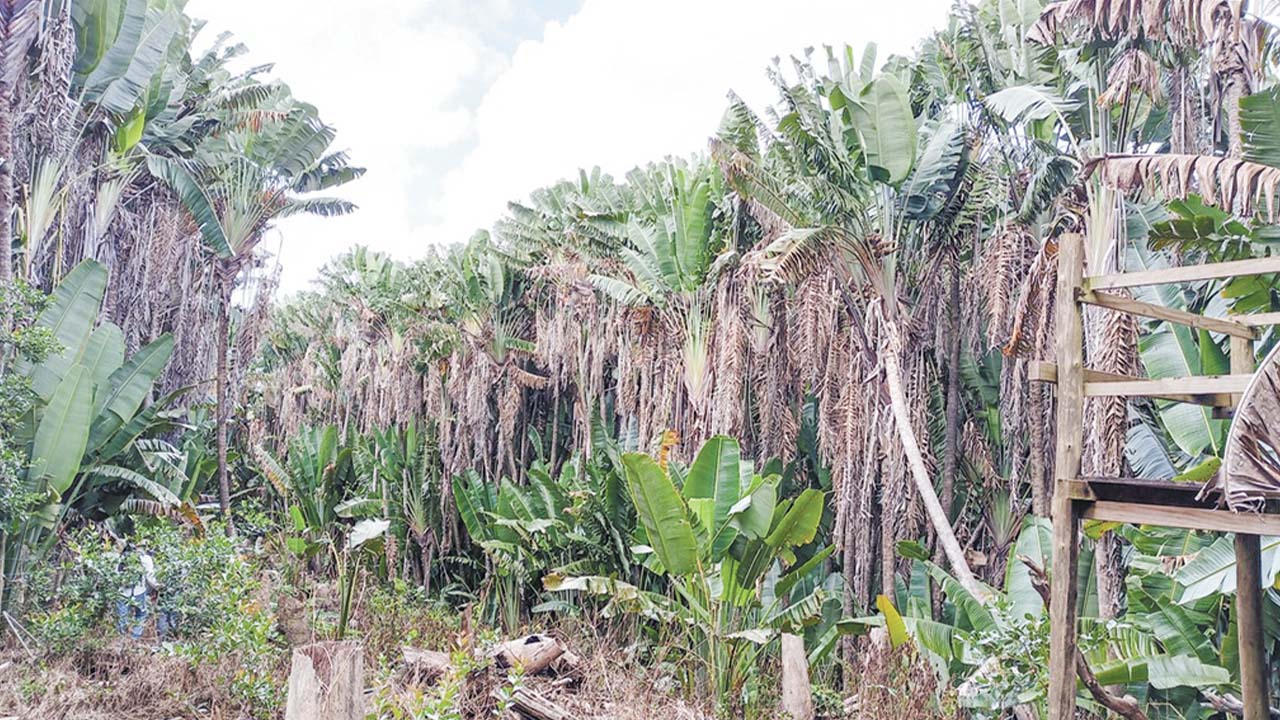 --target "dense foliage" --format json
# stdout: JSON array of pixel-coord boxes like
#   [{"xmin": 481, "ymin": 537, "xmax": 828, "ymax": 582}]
[{"xmin": 5, "ymin": 0, "xmax": 1280, "ymax": 718}]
